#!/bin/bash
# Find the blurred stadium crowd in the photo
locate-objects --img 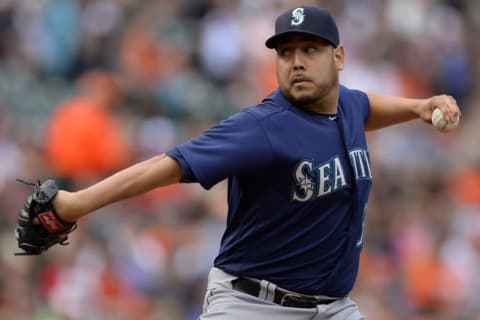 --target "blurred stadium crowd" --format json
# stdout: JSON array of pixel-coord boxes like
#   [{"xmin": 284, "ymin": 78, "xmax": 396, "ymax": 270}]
[{"xmin": 0, "ymin": 0, "xmax": 479, "ymax": 319}]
